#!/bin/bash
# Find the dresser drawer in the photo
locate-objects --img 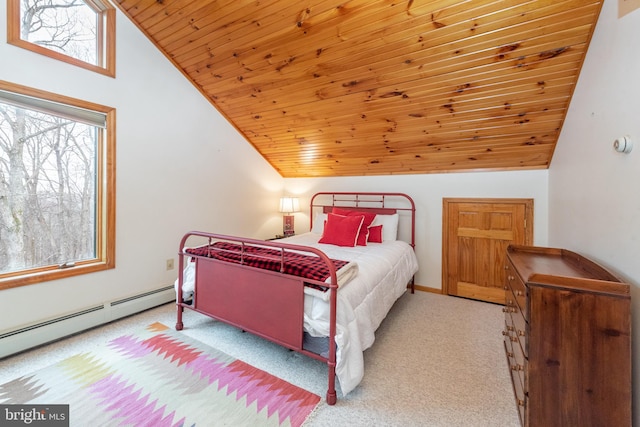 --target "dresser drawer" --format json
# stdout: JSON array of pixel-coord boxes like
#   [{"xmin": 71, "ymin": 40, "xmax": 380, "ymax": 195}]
[
  {"xmin": 504, "ymin": 295, "xmax": 527, "ymax": 356},
  {"xmin": 510, "ymin": 327, "xmax": 526, "ymax": 393},
  {"xmin": 506, "ymin": 261, "xmax": 527, "ymax": 320},
  {"xmin": 512, "ymin": 371, "xmax": 526, "ymax": 427},
  {"xmin": 503, "ymin": 316, "xmax": 515, "ymax": 356},
  {"xmin": 510, "ymin": 304, "xmax": 527, "ymax": 359},
  {"xmin": 506, "ymin": 343, "xmax": 527, "ymax": 426}
]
